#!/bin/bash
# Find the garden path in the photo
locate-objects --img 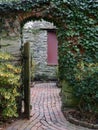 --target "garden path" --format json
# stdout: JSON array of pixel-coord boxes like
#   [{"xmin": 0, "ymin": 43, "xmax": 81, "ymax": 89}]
[{"xmin": 3, "ymin": 82, "xmax": 93, "ymax": 130}]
